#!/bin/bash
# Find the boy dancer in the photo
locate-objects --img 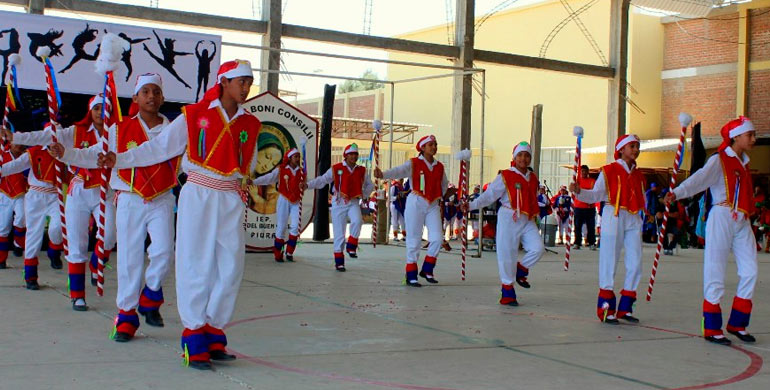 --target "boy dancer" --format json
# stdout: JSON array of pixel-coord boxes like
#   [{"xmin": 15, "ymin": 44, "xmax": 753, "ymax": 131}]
[
  {"xmin": 390, "ymin": 179, "xmax": 406, "ymax": 241},
  {"xmin": 306, "ymin": 143, "xmax": 373, "ymax": 271},
  {"xmin": 665, "ymin": 117, "xmax": 758, "ymax": 345},
  {"xmin": 0, "ymin": 143, "xmax": 26, "ymax": 270},
  {"xmin": 570, "ymin": 134, "xmax": 645, "ymax": 324},
  {"xmin": 375, "ymin": 135, "xmax": 448, "ymax": 287},
  {"xmin": 468, "ymin": 142, "xmax": 544, "ymax": 305}
]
